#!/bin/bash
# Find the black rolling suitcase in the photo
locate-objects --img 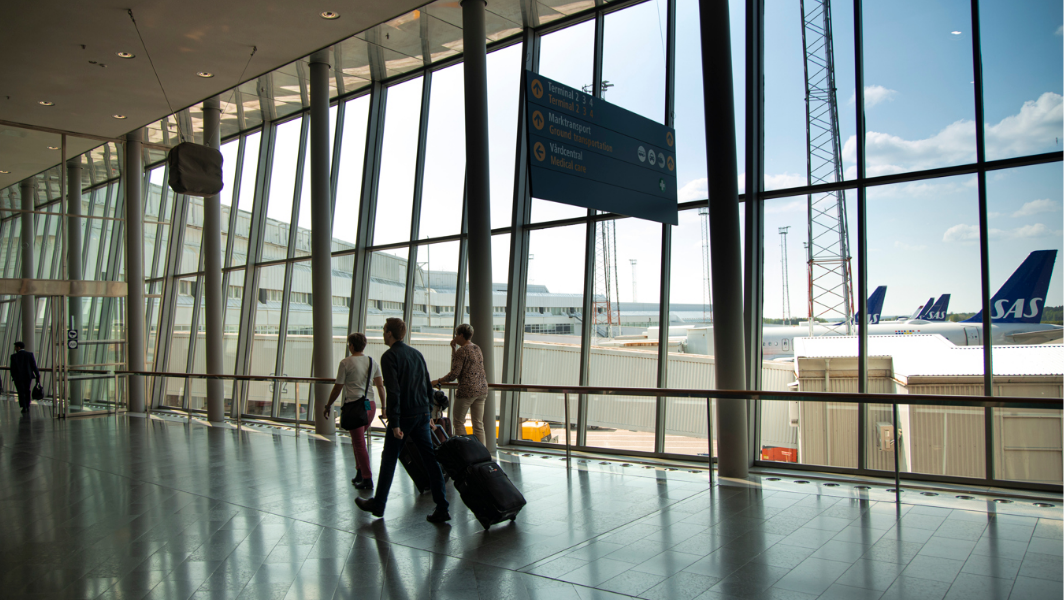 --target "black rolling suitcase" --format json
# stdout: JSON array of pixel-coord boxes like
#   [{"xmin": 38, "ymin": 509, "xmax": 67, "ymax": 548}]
[
  {"xmin": 456, "ymin": 461, "xmax": 526, "ymax": 529},
  {"xmin": 436, "ymin": 435, "xmax": 526, "ymax": 529},
  {"xmin": 400, "ymin": 416, "xmax": 452, "ymax": 493},
  {"xmin": 435, "ymin": 435, "xmax": 492, "ymax": 480}
]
